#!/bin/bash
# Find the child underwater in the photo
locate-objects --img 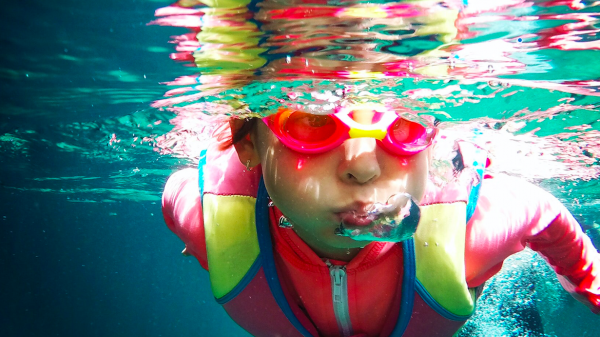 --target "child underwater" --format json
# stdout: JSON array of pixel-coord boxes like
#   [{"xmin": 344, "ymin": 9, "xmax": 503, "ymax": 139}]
[
  {"xmin": 161, "ymin": 104, "xmax": 600, "ymax": 337},
  {"xmin": 155, "ymin": 0, "xmax": 600, "ymax": 336}
]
